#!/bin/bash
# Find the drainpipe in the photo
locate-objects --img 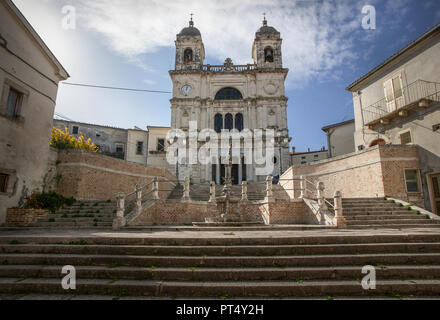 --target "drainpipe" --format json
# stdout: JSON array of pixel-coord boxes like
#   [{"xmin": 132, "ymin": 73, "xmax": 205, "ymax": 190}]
[{"xmin": 326, "ymin": 128, "xmax": 335, "ymax": 158}]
